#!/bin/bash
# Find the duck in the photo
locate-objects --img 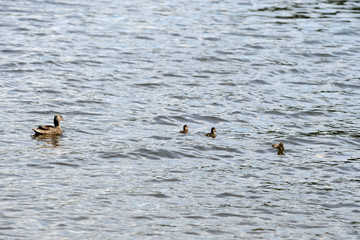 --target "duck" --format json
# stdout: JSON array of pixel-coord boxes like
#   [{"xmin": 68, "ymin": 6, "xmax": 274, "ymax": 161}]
[
  {"xmin": 205, "ymin": 127, "xmax": 216, "ymax": 138},
  {"xmin": 272, "ymin": 142, "xmax": 284, "ymax": 155},
  {"xmin": 179, "ymin": 125, "xmax": 189, "ymax": 134},
  {"xmin": 32, "ymin": 114, "xmax": 64, "ymax": 136}
]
